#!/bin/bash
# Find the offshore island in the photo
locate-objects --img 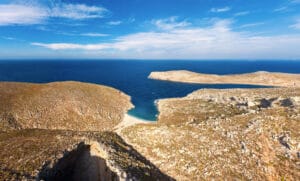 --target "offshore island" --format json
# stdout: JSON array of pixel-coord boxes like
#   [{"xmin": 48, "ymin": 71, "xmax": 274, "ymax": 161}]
[
  {"xmin": 149, "ymin": 70, "xmax": 300, "ymax": 87},
  {"xmin": 0, "ymin": 71, "xmax": 300, "ymax": 180}
]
